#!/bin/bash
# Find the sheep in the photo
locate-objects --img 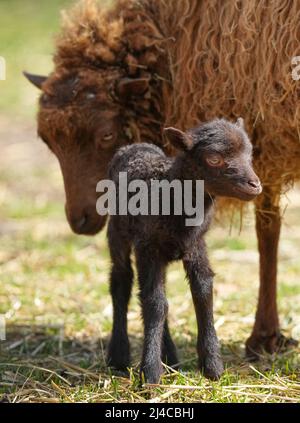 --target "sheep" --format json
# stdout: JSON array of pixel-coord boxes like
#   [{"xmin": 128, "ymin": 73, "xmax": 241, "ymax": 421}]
[
  {"xmin": 24, "ymin": 0, "xmax": 300, "ymax": 357},
  {"xmin": 106, "ymin": 118, "xmax": 262, "ymax": 382}
]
